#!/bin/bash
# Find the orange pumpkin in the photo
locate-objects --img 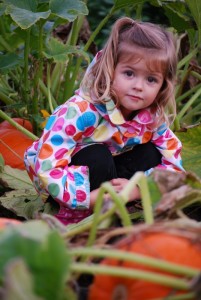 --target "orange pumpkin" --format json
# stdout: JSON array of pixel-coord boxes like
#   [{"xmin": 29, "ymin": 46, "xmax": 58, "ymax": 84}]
[
  {"xmin": 0, "ymin": 218, "xmax": 21, "ymax": 229},
  {"xmin": 0, "ymin": 118, "xmax": 33, "ymax": 132},
  {"xmin": 0, "ymin": 127, "xmax": 33, "ymax": 170},
  {"xmin": 88, "ymin": 228, "xmax": 201, "ymax": 300}
]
